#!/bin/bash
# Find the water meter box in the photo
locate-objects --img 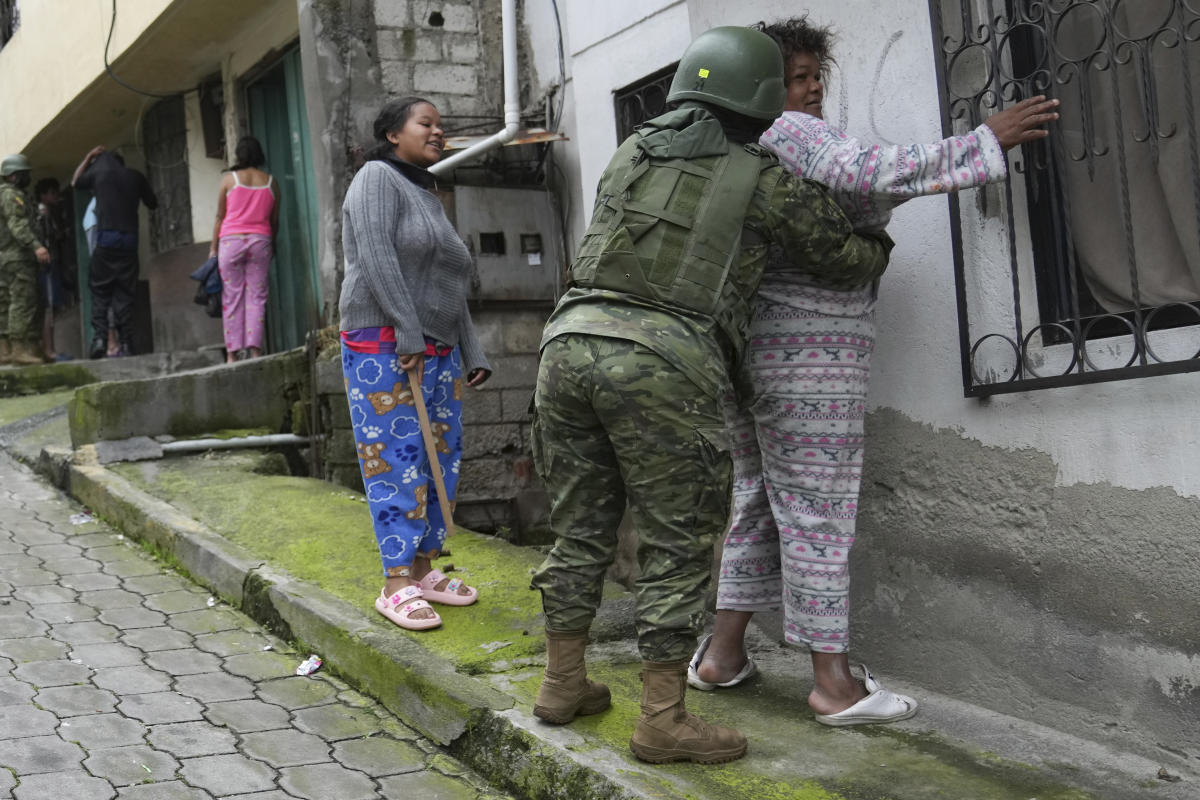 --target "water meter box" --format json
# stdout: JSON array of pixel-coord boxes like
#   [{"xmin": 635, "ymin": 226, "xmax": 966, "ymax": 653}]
[{"xmin": 453, "ymin": 186, "xmax": 564, "ymax": 302}]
